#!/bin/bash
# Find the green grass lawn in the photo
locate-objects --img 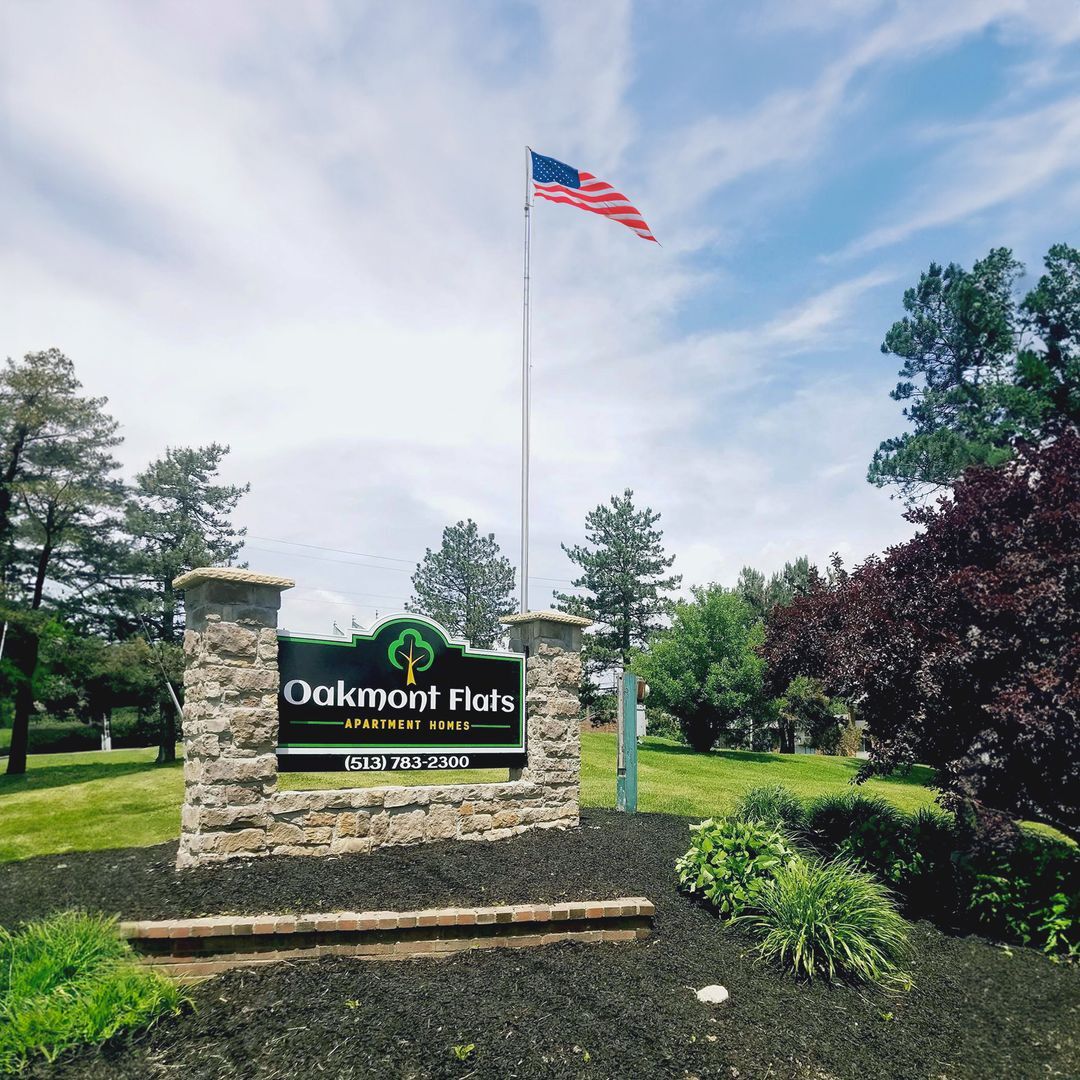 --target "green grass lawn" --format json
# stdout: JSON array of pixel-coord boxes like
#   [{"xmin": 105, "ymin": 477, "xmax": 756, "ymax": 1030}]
[
  {"xmin": 0, "ymin": 734, "xmax": 942, "ymax": 864},
  {"xmin": 579, "ymin": 733, "xmax": 937, "ymax": 816}
]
